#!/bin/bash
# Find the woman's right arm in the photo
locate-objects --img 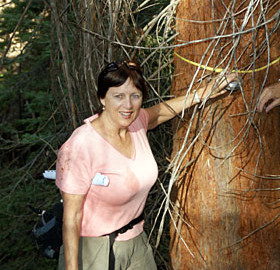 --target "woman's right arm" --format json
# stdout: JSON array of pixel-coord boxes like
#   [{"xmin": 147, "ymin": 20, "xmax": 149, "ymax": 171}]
[{"xmin": 61, "ymin": 191, "xmax": 86, "ymax": 270}]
